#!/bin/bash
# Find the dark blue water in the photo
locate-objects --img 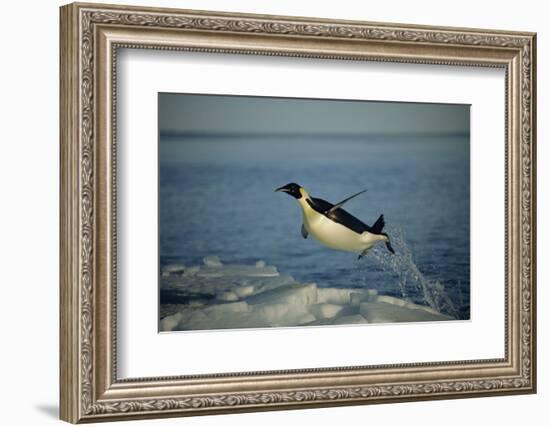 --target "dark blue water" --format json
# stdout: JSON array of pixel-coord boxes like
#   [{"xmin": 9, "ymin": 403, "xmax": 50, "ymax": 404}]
[{"xmin": 159, "ymin": 135, "xmax": 470, "ymax": 319}]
